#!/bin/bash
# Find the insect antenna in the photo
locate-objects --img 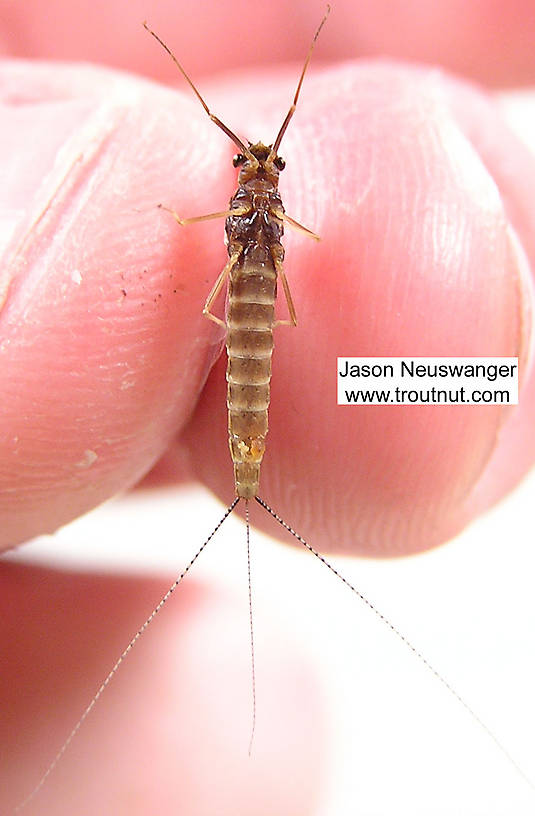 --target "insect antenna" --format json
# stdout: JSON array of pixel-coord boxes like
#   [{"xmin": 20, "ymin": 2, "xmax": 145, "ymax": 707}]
[
  {"xmin": 13, "ymin": 498, "xmax": 239, "ymax": 814},
  {"xmin": 255, "ymin": 495, "xmax": 535, "ymax": 796},
  {"xmin": 269, "ymin": 5, "xmax": 331, "ymax": 160},
  {"xmin": 143, "ymin": 22, "xmax": 252, "ymax": 157}
]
